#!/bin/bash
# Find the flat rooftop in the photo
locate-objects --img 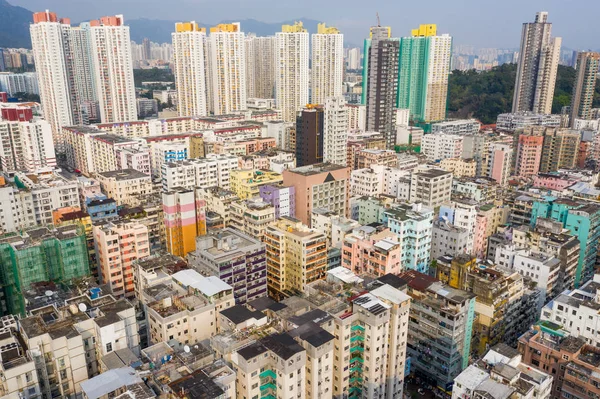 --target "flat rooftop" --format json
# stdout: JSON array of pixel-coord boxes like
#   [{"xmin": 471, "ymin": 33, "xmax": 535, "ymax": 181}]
[
  {"xmin": 97, "ymin": 169, "xmax": 149, "ymax": 180},
  {"xmin": 416, "ymin": 168, "xmax": 452, "ymax": 178},
  {"xmin": 289, "ymin": 163, "xmax": 348, "ymax": 176}
]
